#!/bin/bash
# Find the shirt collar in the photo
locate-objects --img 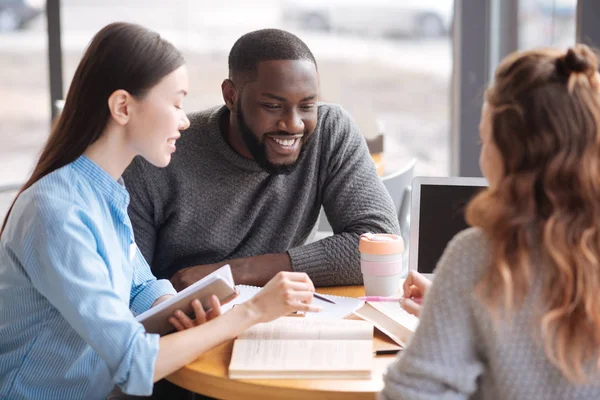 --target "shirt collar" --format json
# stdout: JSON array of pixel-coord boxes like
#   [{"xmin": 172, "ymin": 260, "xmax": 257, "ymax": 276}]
[{"xmin": 72, "ymin": 155, "xmax": 130, "ymax": 210}]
